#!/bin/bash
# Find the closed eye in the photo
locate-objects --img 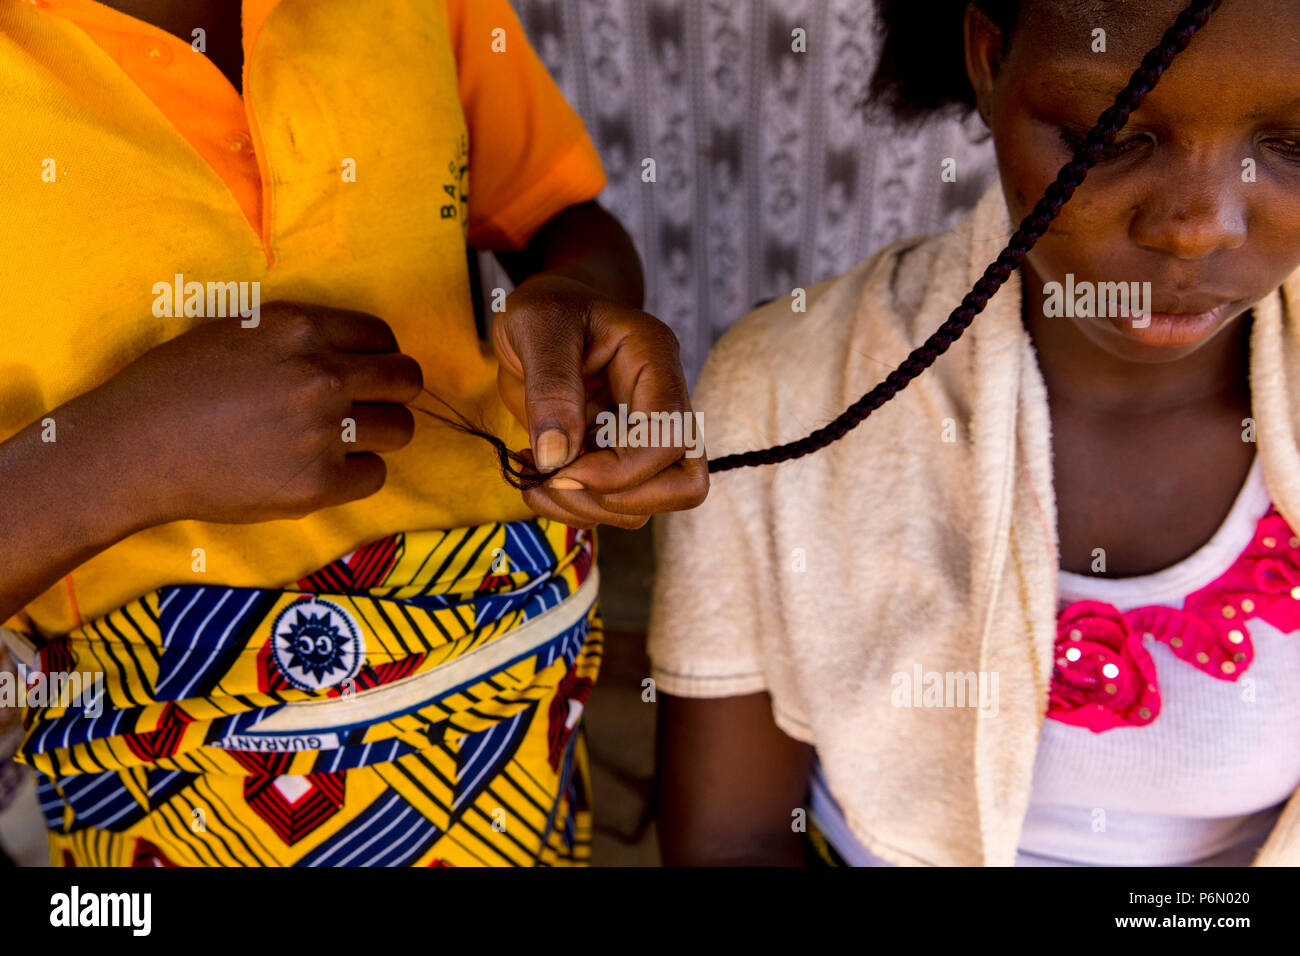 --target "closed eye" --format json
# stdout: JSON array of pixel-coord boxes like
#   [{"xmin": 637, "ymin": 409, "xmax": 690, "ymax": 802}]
[
  {"xmin": 1261, "ymin": 138, "xmax": 1300, "ymax": 163},
  {"xmin": 1057, "ymin": 126, "xmax": 1150, "ymax": 163}
]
